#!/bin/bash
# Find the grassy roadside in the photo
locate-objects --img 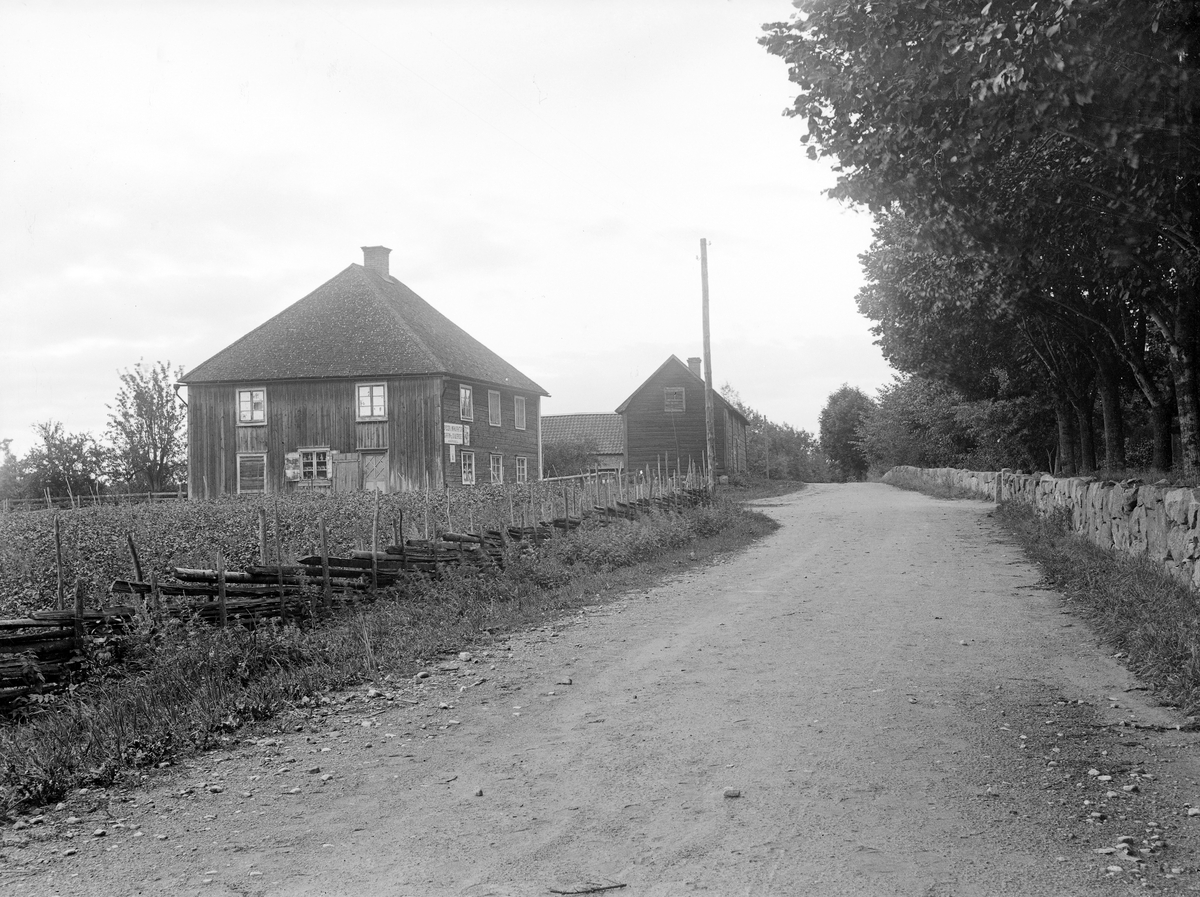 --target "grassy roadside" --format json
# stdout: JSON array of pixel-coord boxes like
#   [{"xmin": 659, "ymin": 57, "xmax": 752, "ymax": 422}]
[
  {"xmin": 878, "ymin": 467, "xmax": 983, "ymax": 500},
  {"xmin": 0, "ymin": 499, "xmax": 777, "ymax": 816},
  {"xmin": 995, "ymin": 501, "xmax": 1200, "ymax": 718}
]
